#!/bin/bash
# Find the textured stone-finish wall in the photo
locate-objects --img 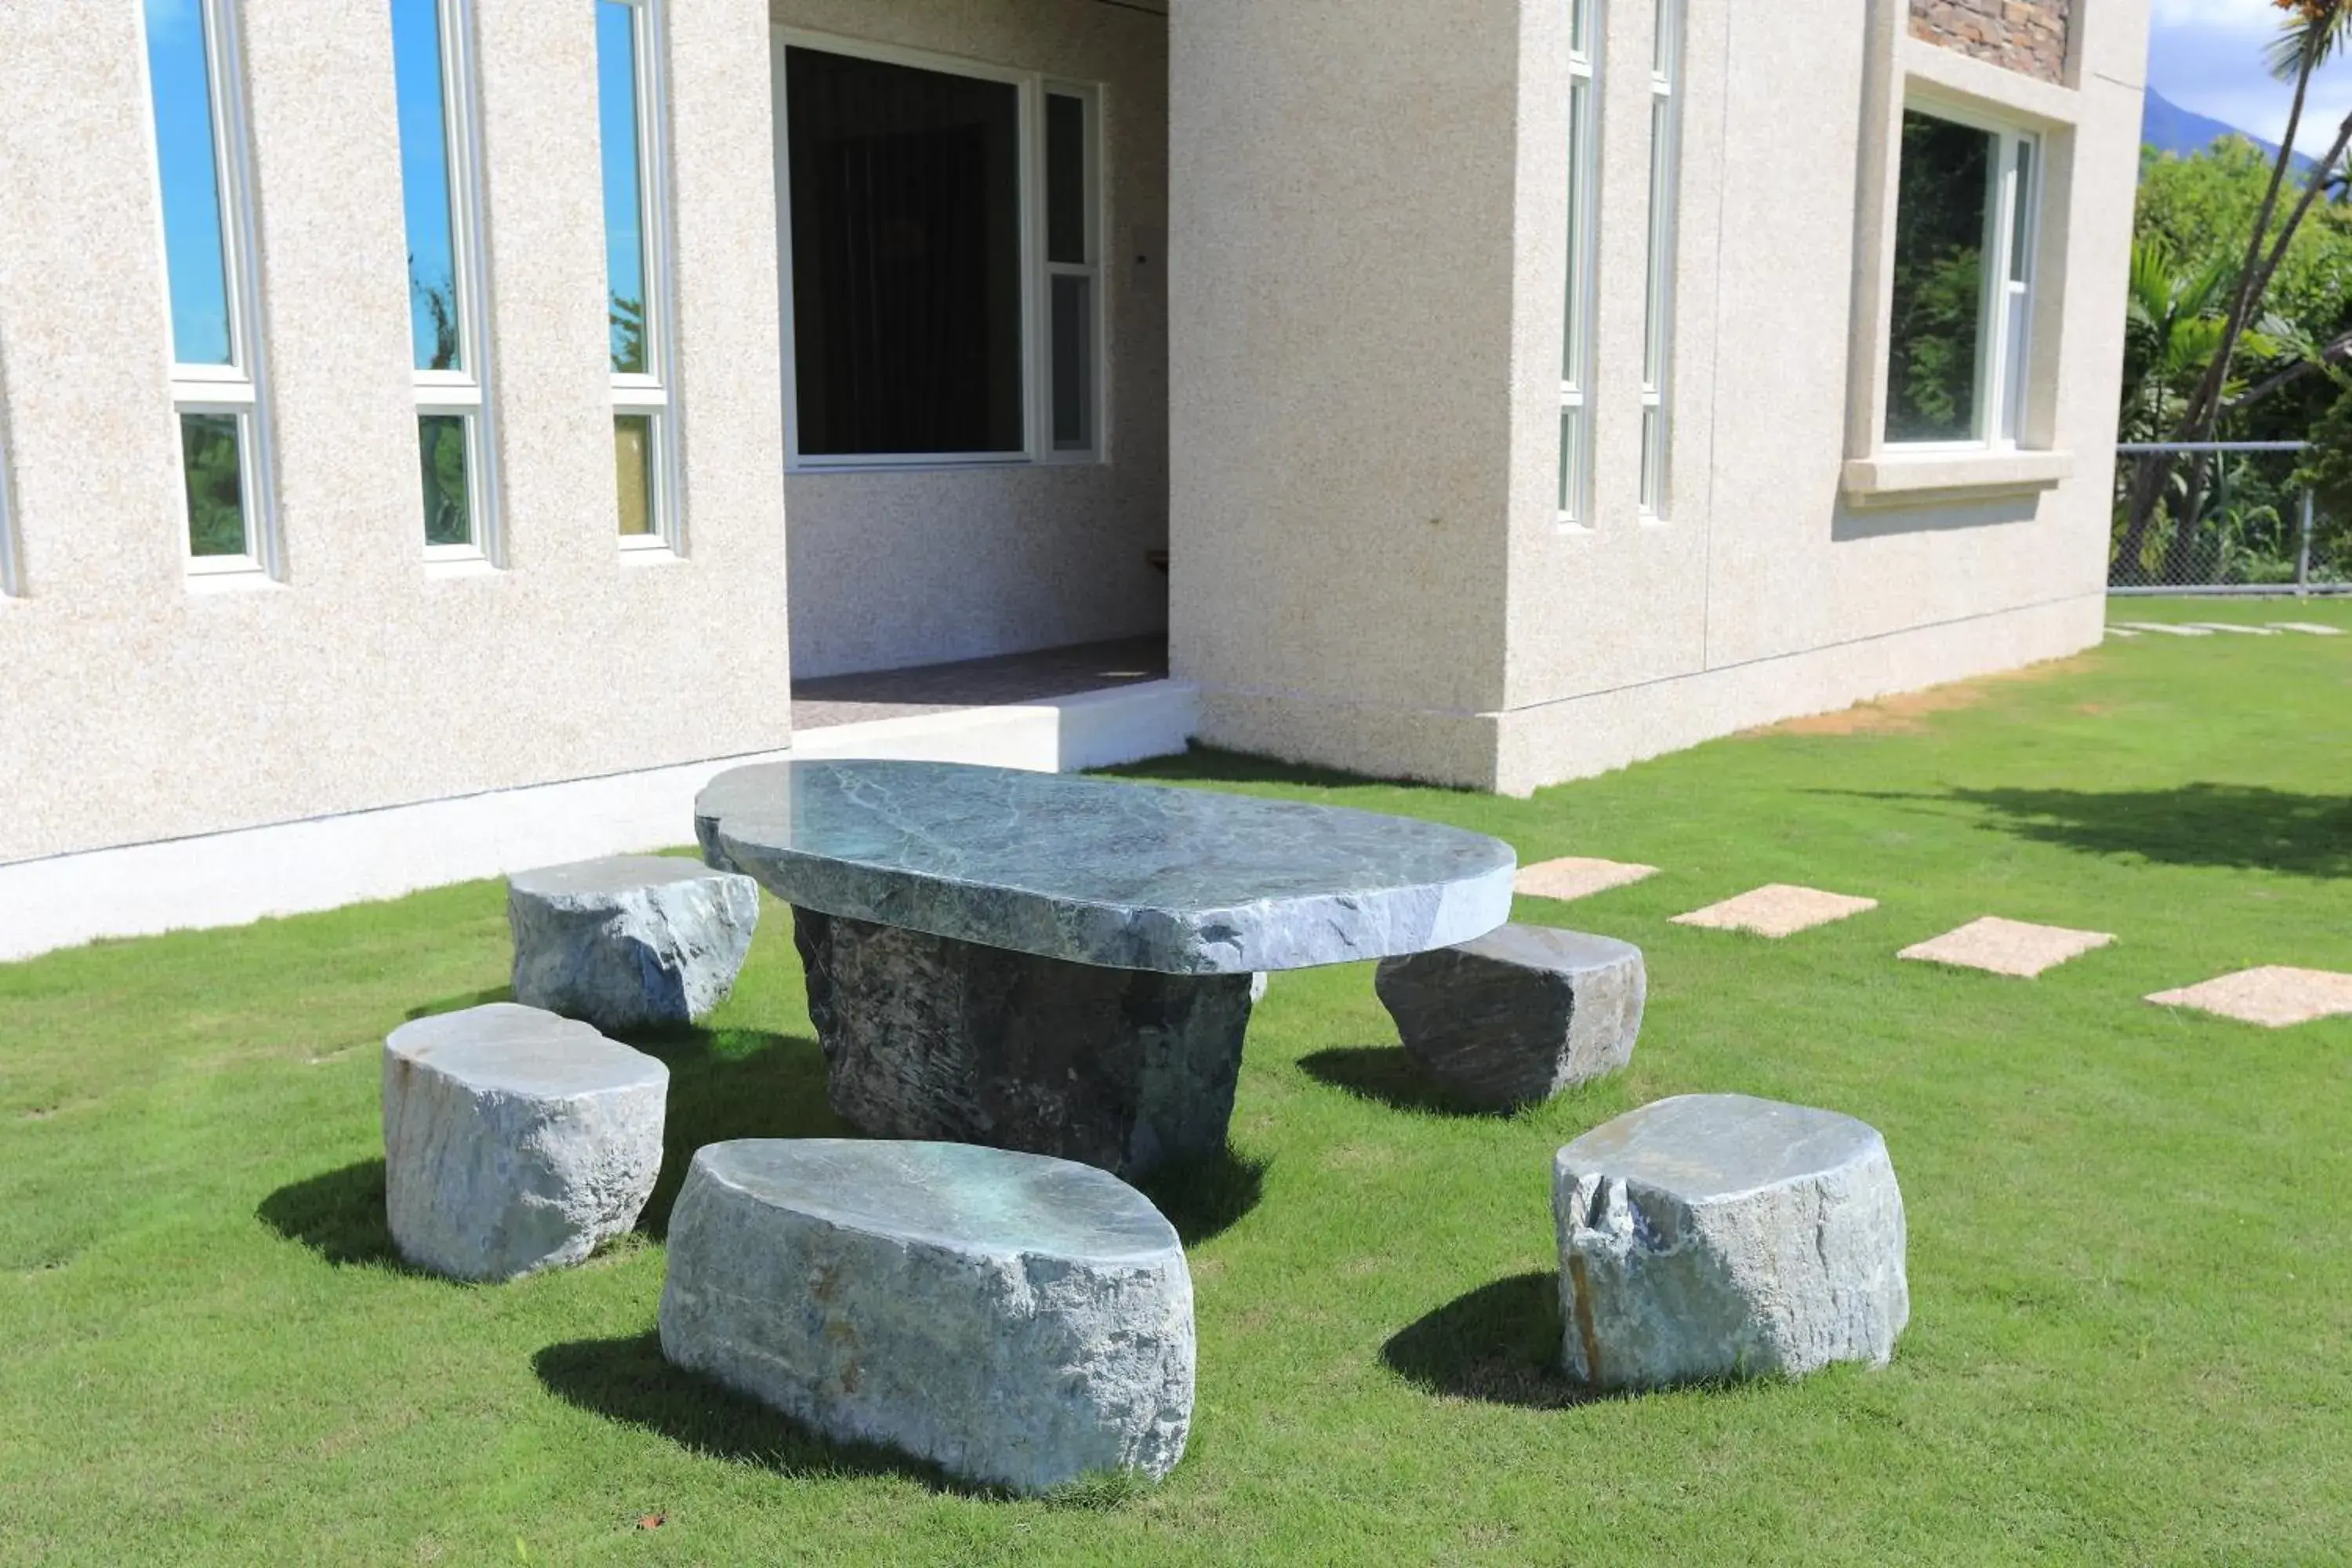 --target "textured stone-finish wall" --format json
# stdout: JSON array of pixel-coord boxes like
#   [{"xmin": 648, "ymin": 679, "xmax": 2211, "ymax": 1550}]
[
  {"xmin": 0, "ymin": 0, "xmax": 792, "ymax": 864},
  {"xmin": 1909, "ymin": 0, "xmax": 2070, "ymax": 83},
  {"xmin": 771, "ymin": 0, "xmax": 1170, "ymax": 679}
]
